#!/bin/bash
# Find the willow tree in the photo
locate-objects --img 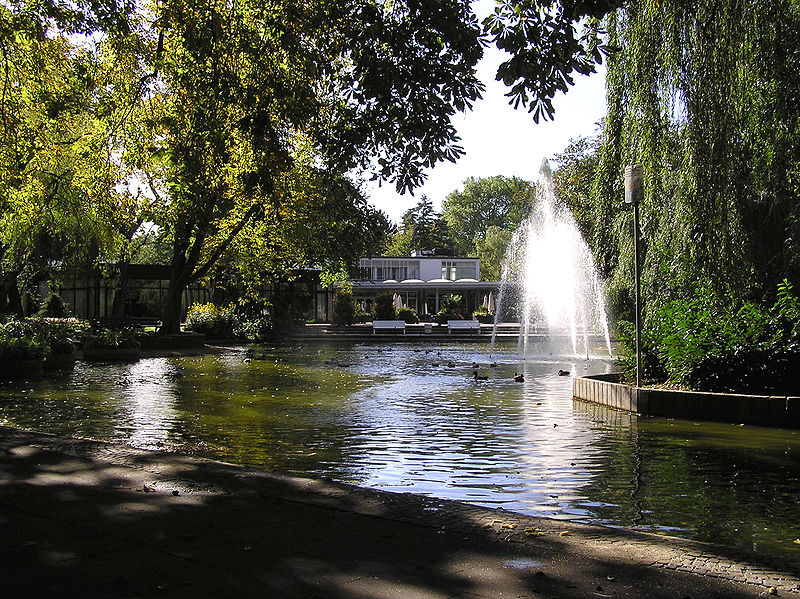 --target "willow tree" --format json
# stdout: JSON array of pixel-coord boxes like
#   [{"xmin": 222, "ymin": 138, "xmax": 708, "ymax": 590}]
[
  {"xmin": 592, "ymin": 0, "xmax": 800, "ymax": 317},
  {"xmin": 0, "ymin": 4, "xmax": 128, "ymax": 314}
]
